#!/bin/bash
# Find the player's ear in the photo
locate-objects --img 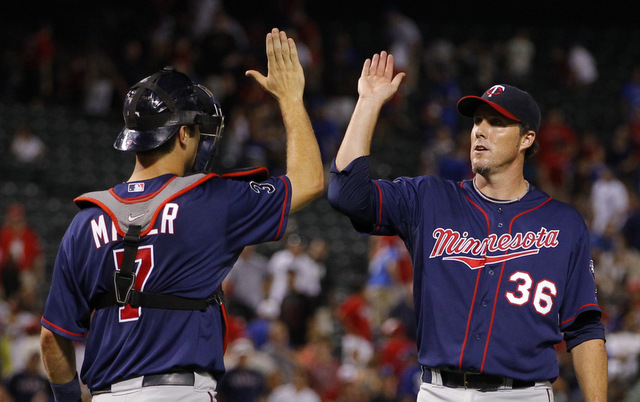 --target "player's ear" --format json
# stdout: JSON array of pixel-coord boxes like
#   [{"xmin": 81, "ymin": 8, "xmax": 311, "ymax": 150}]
[
  {"xmin": 519, "ymin": 129, "xmax": 535, "ymax": 152},
  {"xmin": 178, "ymin": 126, "xmax": 191, "ymax": 146}
]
